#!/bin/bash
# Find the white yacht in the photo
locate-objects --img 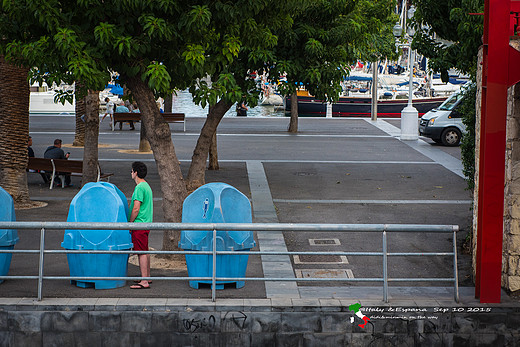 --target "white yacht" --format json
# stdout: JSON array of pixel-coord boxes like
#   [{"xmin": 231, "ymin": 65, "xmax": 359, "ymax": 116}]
[{"xmin": 29, "ymin": 83, "xmax": 75, "ymax": 114}]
